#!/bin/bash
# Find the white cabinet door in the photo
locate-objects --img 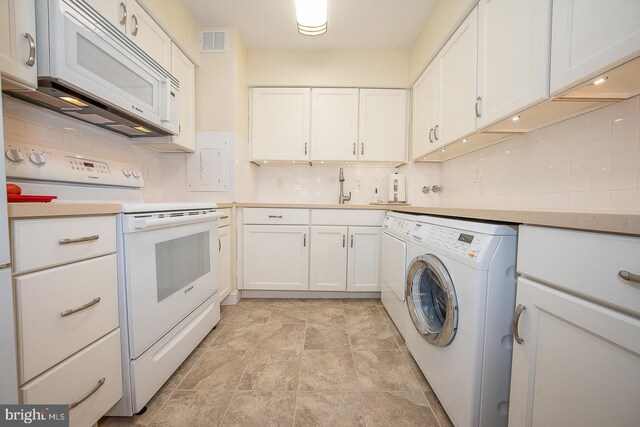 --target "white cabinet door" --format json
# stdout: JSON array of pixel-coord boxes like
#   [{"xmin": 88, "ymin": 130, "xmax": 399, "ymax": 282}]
[
  {"xmin": 85, "ymin": 0, "xmax": 126, "ymax": 31},
  {"xmin": 477, "ymin": 0, "xmax": 551, "ymax": 128},
  {"xmin": 251, "ymin": 88, "xmax": 311, "ymax": 161},
  {"xmin": 171, "ymin": 43, "xmax": 195, "ymax": 152},
  {"xmin": 437, "ymin": 6, "xmax": 478, "ymax": 147},
  {"xmin": 358, "ymin": 89, "xmax": 407, "ymax": 163},
  {"xmin": 411, "ymin": 61, "xmax": 439, "ymax": 160},
  {"xmin": 550, "ymin": 0, "xmax": 640, "ymax": 95},
  {"xmin": 309, "ymin": 226, "xmax": 348, "ymax": 291},
  {"xmin": 126, "ymin": 0, "xmax": 171, "ymax": 69},
  {"xmin": 310, "ymin": 88, "xmax": 359, "ymax": 161},
  {"xmin": 347, "ymin": 227, "xmax": 381, "ymax": 292},
  {"xmin": 0, "ymin": 0, "xmax": 36, "ymax": 88},
  {"xmin": 243, "ymin": 225, "xmax": 309, "ymax": 291},
  {"xmin": 508, "ymin": 278, "xmax": 640, "ymax": 427},
  {"xmin": 218, "ymin": 225, "xmax": 231, "ymax": 300}
]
